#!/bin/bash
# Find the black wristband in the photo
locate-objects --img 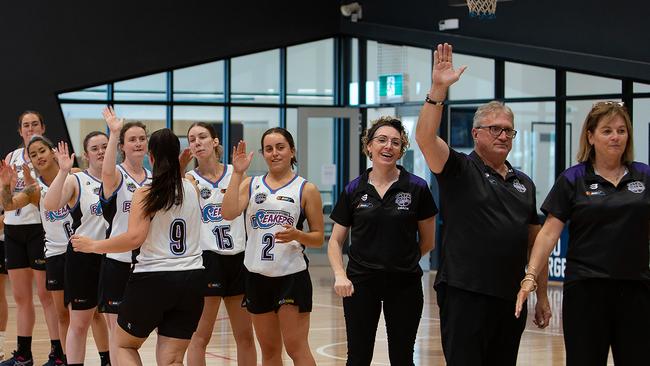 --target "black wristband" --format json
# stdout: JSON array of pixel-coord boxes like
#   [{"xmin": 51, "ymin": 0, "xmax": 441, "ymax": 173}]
[{"xmin": 425, "ymin": 94, "xmax": 445, "ymax": 105}]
